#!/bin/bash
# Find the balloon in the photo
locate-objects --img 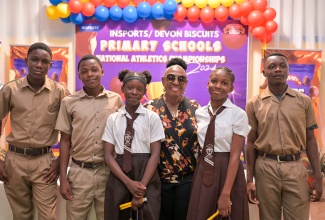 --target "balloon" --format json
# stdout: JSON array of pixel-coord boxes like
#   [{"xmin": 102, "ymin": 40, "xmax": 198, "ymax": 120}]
[
  {"xmin": 229, "ymin": 3, "xmax": 241, "ymax": 19},
  {"xmin": 164, "ymin": 11, "xmax": 174, "ymax": 19},
  {"xmin": 220, "ymin": 0, "xmax": 234, "ymax": 8},
  {"xmin": 215, "ymin": 5, "xmax": 228, "ymax": 21},
  {"xmin": 152, "ymin": 3, "xmax": 164, "ymax": 19},
  {"xmin": 109, "ymin": 6, "xmax": 123, "ymax": 20},
  {"xmin": 173, "ymin": 4, "xmax": 187, "ymax": 21},
  {"xmin": 146, "ymin": 0, "xmax": 157, "ymax": 6},
  {"xmin": 263, "ymin": 7, "xmax": 276, "ymax": 21},
  {"xmin": 208, "ymin": 0, "xmax": 221, "ymax": 9},
  {"xmin": 252, "ymin": 26, "xmax": 266, "ymax": 39},
  {"xmin": 81, "ymin": 0, "xmax": 90, "ymax": 2},
  {"xmin": 187, "ymin": 5, "xmax": 200, "ymax": 22},
  {"xmin": 240, "ymin": 16, "xmax": 248, "ymax": 25},
  {"xmin": 70, "ymin": 12, "xmax": 85, "ymax": 24},
  {"xmin": 200, "ymin": 6, "xmax": 214, "ymax": 23},
  {"xmin": 182, "ymin": 0, "xmax": 195, "ymax": 8},
  {"xmin": 265, "ymin": 20, "xmax": 278, "ymax": 33},
  {"xmin": 90, "ymin": 0, "xmax": 102, "ymax": 7},
  {"xmin": 239, "ymin": 0, "xmax": 253, "ymax": 17},
  {"xmin": 69, "ymin": 0, "xmax": 83, "ymax": 13},
  {"xmin": 81, "ymin": 2, "xmax": 95, "ymax": 16},
  {"xmin": 259, "ymin": 32, "xmax": 272, "ymax": 43},
  {"xmin": 117, "ymin": 0, "xmax": 130, "ymax": 8},
  {"xmin": 131, "ymin": 0, "xmax": 143, "ymax": 6},
  {"xmin": 50, "ymin": 0, "xmax": 62, "ymax": 6},
  {"xmin": 253, "ymin": 0, "xmax": 267, "ymax": 12},
  {"xmin": 60, "ymin": 16, "xmax": 71, "ymax": 23},
  {"xmin": 46, "ymin": 6, "xmax": 60, "ymax": 20},
  {"xmin": 94, "ymin": 5, "xmax": 110, "ymax": 21},
  {"xmin": 103, "ymin": 0, "xmax": 116, "ymax": 7},
  {"xmin": 137, "ymin": 2, "xmax": 151, "ymax": 18},
  {"xmin": 235, "ymin": 0, "xmax": 247, "ymax": 5},
  {"xmin": 247, "ymin": 10, "xmax": 264, "ymax": 27},
  {"xmin": 122, "ymin": 6, "xmax": 138, "ymax": 23},
  {"xmin": 163, "ymin": 0, "xmax": 178, "ymax": 14},
  {"xmin": 195, "ymin": 0, "xmax": 208, "ymax": 9},
  {"xmin": 57, "ymin": 2, "xmax": 71, "ymax": 18}
]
